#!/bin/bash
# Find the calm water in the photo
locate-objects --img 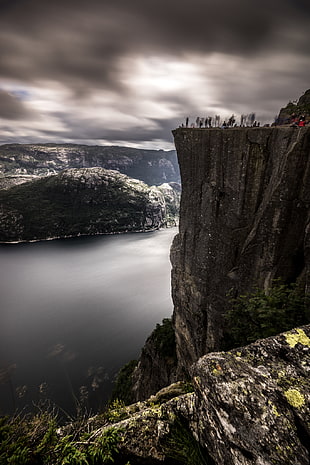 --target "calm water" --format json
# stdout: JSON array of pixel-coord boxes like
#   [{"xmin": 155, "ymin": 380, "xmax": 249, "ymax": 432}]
[{"xmin": 0, "ymin": 228, "xmax": 177, "ymax": 416}]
